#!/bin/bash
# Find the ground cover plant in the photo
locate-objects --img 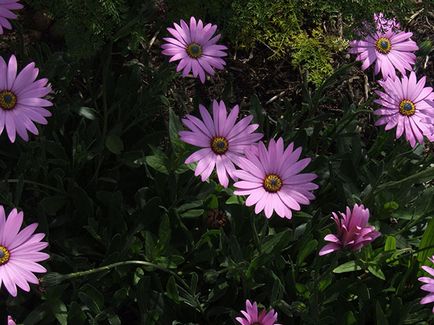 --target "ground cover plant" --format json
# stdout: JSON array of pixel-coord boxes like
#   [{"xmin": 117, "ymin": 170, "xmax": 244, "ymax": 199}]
[{"xmin": 0, "ymin": 0, "xmax": 434, "ymax": 324}]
